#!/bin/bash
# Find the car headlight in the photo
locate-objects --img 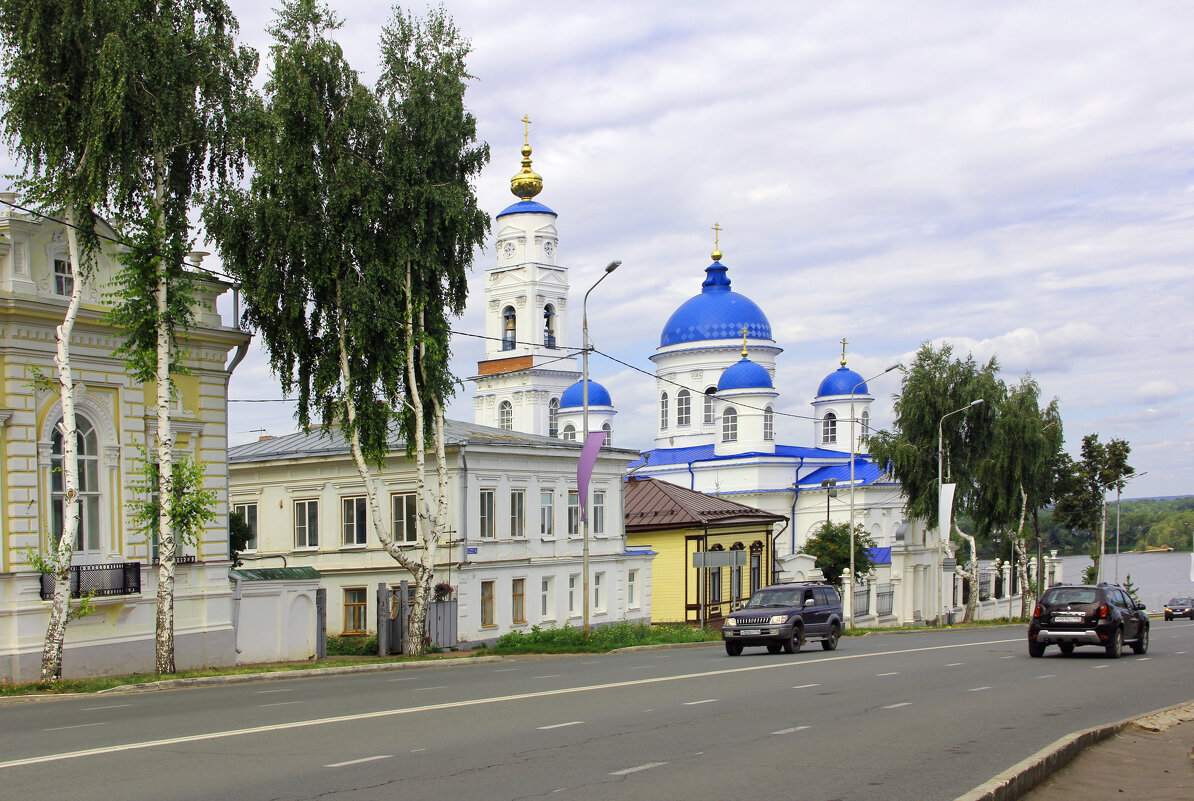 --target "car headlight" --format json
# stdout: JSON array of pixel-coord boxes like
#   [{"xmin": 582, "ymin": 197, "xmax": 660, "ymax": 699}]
[
  {"xmin": 769, "ymin": 615, "xmax": 789, "ymax": 625},
  {"xmin": 724, "ymin": 617, "xmax": 736, "ymax": 627}
]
